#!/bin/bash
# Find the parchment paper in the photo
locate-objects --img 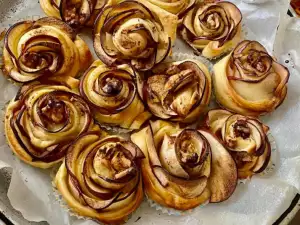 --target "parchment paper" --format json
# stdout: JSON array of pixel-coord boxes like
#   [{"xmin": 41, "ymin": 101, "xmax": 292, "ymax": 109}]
[{"xmin": 1, "ymin": 0, "xmax": 300, "ymax": 225}]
